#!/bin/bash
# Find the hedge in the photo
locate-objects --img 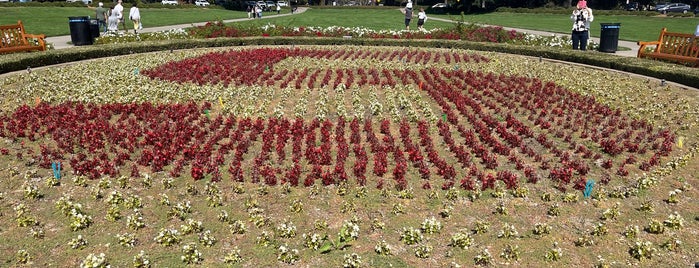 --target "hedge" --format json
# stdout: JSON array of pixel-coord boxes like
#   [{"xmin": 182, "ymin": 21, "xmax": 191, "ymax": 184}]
[{"xmin": 1, "ymin": 36, "xmax": 698, "ymax": 88}]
